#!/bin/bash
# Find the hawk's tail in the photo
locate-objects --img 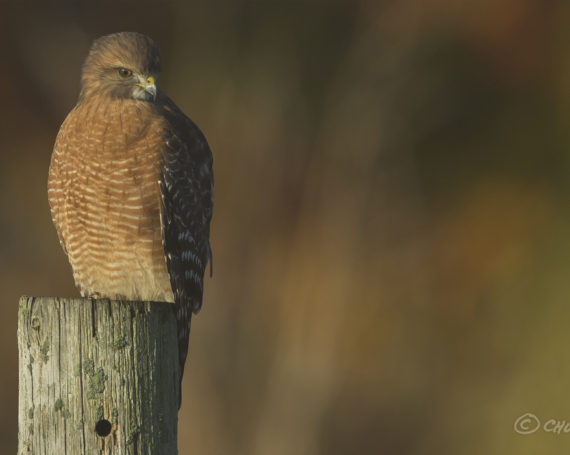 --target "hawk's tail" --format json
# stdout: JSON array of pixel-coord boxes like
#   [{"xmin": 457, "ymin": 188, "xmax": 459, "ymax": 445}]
[{"xmin": 176, "ymin": 303, "xmax": 192, "ymax": 409}]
